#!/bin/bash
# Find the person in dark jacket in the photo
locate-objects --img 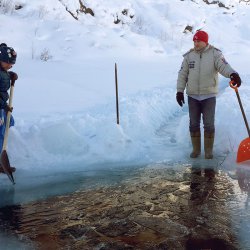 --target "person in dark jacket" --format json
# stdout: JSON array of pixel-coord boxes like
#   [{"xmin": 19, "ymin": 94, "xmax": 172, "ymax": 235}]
[
  {"xmin": 176, "ymin": 31, "xmax": 241, "ymax": 159},
  {"xmin": 0, "ymin": 43, "xmax": 18, "ymax": 173}
]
